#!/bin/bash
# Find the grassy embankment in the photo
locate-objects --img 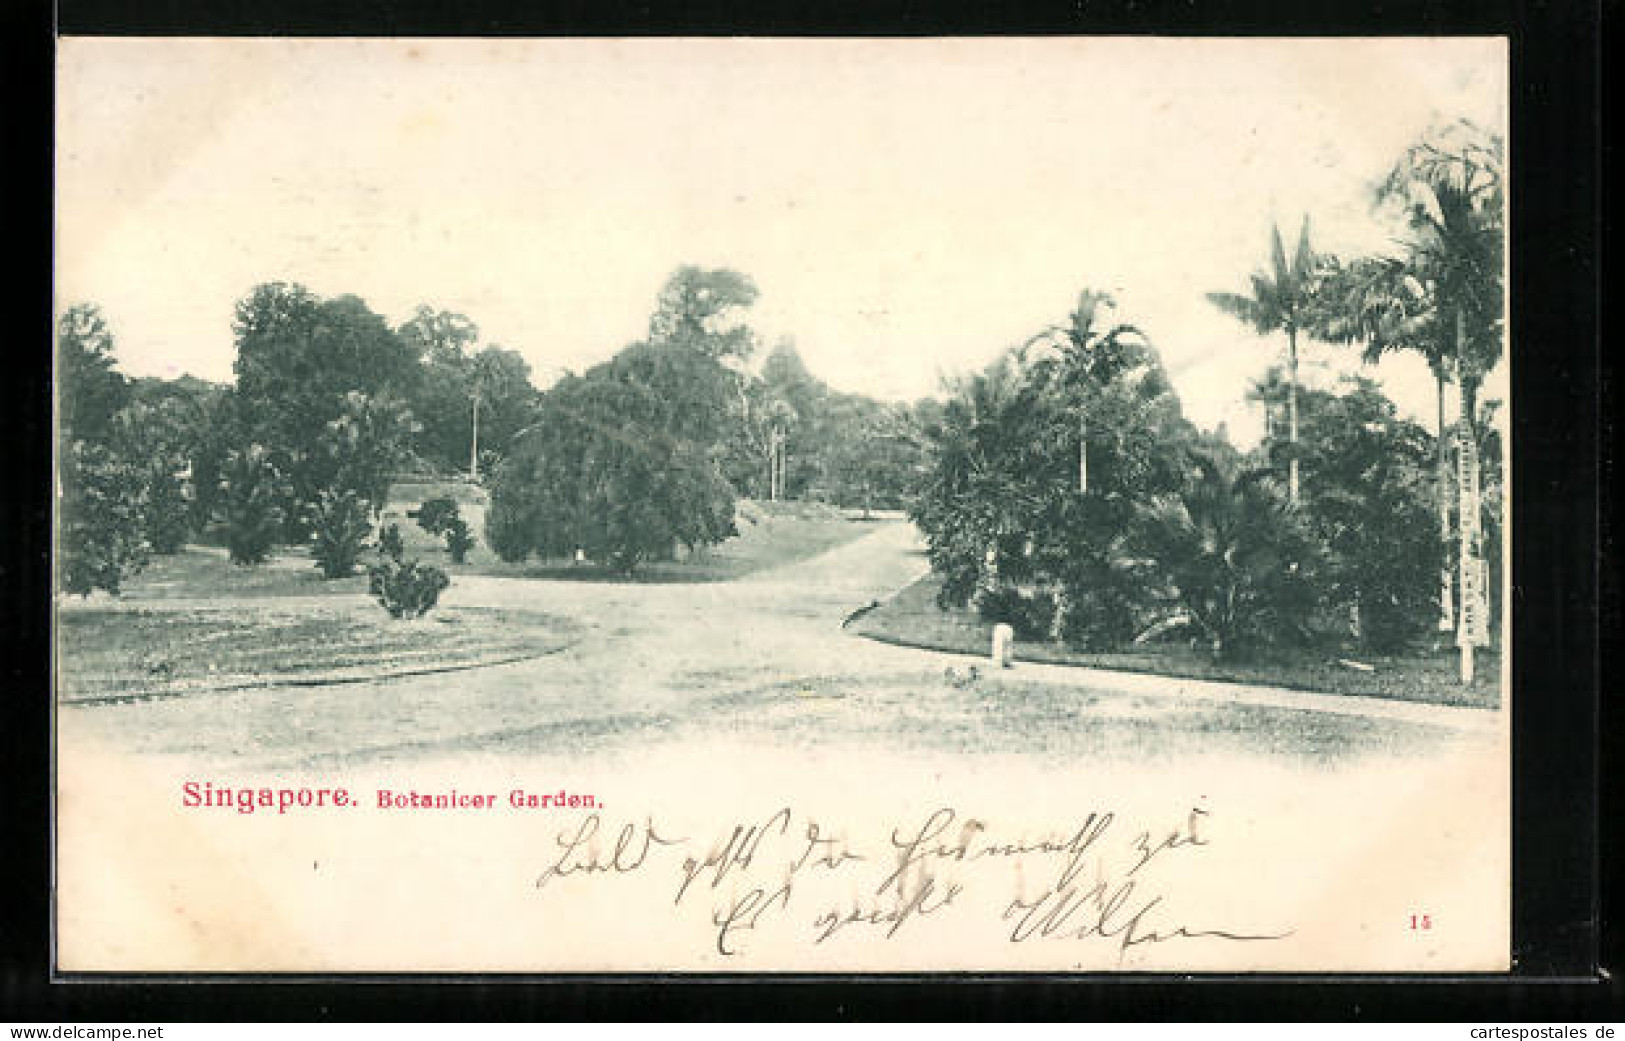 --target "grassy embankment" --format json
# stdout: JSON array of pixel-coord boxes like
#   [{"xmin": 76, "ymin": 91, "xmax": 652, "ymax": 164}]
[
  {"xmin": 56, "ymin": 605, "xmax": 579, "ymax": 704},
  {"xmin": 850, "ymin": 572, "xmax": 1502, "ymax": 709}
]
